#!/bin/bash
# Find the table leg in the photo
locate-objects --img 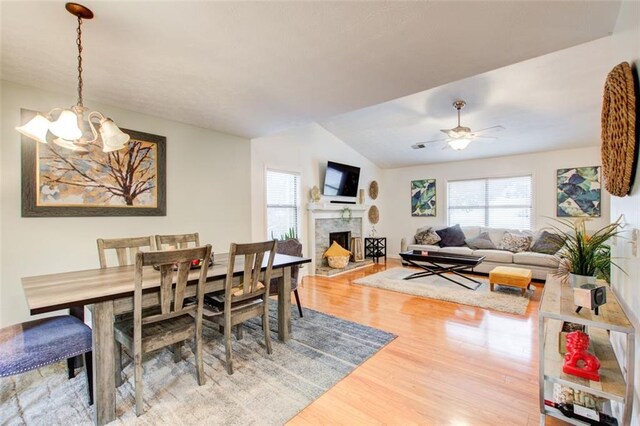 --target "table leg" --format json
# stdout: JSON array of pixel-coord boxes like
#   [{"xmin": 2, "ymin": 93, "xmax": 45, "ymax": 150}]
[
  {"xmin": 92, "ymin": 301, "xmax": 116, "ymax": 426},
  {"xmin": 277, "ymin": 266, "xmax": 292, "ymax": 342}
]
